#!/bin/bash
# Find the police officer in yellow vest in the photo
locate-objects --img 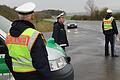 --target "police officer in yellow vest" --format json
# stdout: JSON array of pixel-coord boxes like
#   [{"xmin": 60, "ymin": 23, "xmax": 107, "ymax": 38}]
[
  {"xmin": 102, "ymin": 9, "xmax": 119, "ymax": 57},
  {"xmin": 5, "ymin": 2, "xmax": 52, "ymax": 80}
]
